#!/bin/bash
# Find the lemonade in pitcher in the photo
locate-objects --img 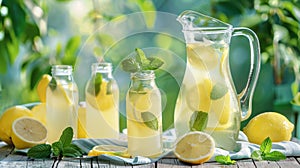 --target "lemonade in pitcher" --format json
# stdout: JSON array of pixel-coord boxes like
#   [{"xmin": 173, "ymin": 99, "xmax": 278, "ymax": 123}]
[
  {"xmin": 46, "ymin": 65, "xmax": 79, "ymax": 143},
  {"xmin": 175, "ymin": 10, "xmax": 261, "ymax": 151},
  {"xmin": 85, "ymin": 63, "xmax": 119, "ymax": 139},
  {"xmin": 174, "ymin": 42, "xmax": 240, "ymax": 150}
]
